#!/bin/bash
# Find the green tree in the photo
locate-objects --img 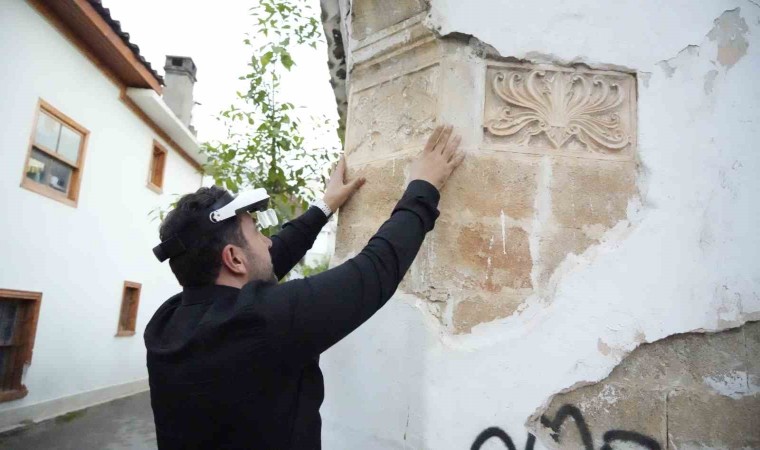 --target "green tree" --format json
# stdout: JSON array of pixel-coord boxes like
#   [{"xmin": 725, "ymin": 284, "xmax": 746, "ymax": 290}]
[{"xmin": 202, "ymin": 0, "xmax": 338, "ymax": 222}]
